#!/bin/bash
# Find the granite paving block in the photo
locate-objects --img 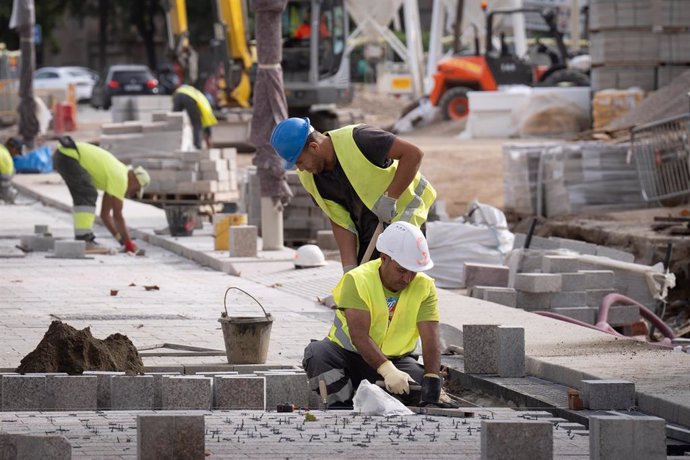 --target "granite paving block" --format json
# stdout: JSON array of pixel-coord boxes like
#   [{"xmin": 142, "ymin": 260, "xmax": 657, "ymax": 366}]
[
  {"xmin": 552, "ymin": 307, "xmax": 596, "ymax": 324},
  {"xmin": 161, "ymin": 376, "xmax": 212, "ymax": 410},
  {"xmin": 483, "ymin": 287, "xmax": 517, "ymax": 308},
  {"xmin": 541, "ymin": 255, "xmax": 579, "ymax": 274},
  {"xmin": 550, "ymin": 291, "xmax": 587, "ymax": 308},
  {"xmin": 608, "ymin": 304, "xmax": 641, "ymax": 327},
  {"xmin": 497, "ymin": 327, "xmax": 525, "ymax": 377},
  {"xmin": 589, "ymin": 415, "xmax": 666, "ymax": 460},
  {"xmin": 579, "ymin": 270, "xmax": 615, "ymax": 289},
  {"xmin": 587, "ymin": 289, "xmax": 616, "ymax": 308},
  {"xmin": 214, "ymin": 375, "xmax": 265, "ymax": 410},
  {"xmin": 560, "ymin": 273, "xmax": 585, "ymax": 291},
  {"xmin": 19, "ymin": 234, "xmax": 55, "ymax": 252},
  {"xmin": 581, "ymin": 379, "xmax": 635, "ymax": 410},
  {"xmin": 2, "ymin": 375, "xmax": 46, "ymax": 411},
  {"xmin": 229, "ymin": 225, "xmax": 258, "ymax": 257},
  {"xmin": 595, "ymin": 246, "xmax": 635, "ymax": 263},
  {"xmin": 481, "ymin": 420, "xmax": 553, "ymax": 460},
  {"xmin": 52, "ymin": 240, "xmax": 87, "ymax": 258},
  {"xmin": 514, "ymin": 273, "xmax": 562, "ymax": 293},
  {"xmin": 110, "ymin": 375, "xmax": 155, "ymax": 410},
  {"xmin": 516, "ymin": 292, "xmax": 551, "ymax": 311},
  {"xmin": 464, "ymin": 263, "xmax": 509, "ymax": 289},
  {"xmin": 469, "ymin": 285, "xmax": 487, "ymax": 299},
  {"xmin": 34, "ymin": 224, "xmax": 50, "ymax": 234},
  {"xmin": 84, "ymin": 371, "xmax": 125, "ymax": 409},
  {"xmin": 463, "ymin": 325, "xmax": 498, "ymax": 374},
  {"xmin": 256, "ymin": 372, "xmax": 315, "ymax": 410},
  {"xmin": 0, "ymin": 433, "xmax": 71, "ymax": 460},
  {"xmin": 145, "ymin": 371, "xmax": 182, "ymax": 409},
  {"xmin": 47, "ymin": 375, "xmax": 97, "ymax": 410},
  {"xmin": 138, "ymin": 415, "xmax": 205, "ymax": 460},
  {"xmin": 517, "ymin": 251, "xmax": 547, "ymax": 272}
]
